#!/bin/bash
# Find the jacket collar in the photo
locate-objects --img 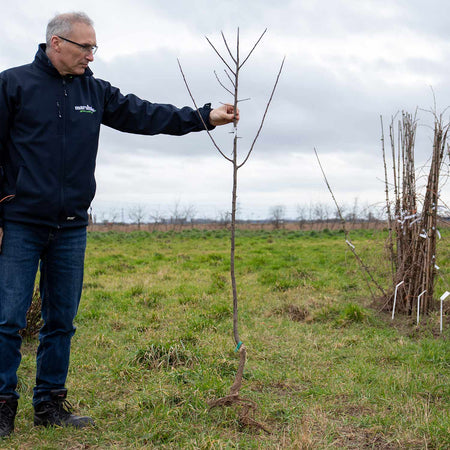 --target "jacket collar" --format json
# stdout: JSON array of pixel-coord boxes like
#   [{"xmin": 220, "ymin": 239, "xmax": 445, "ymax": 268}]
[{"xmin": 33, "ymin": 43, "xmax": 94, "ymax": 78}]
